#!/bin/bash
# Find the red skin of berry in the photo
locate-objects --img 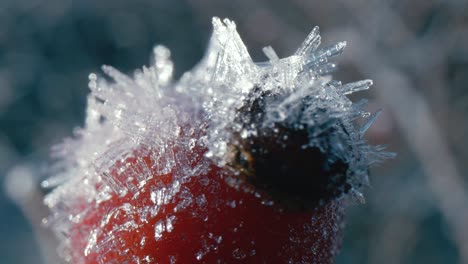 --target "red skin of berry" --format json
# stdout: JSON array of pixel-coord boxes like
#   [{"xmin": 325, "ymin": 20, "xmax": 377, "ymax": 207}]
[{"xmin": 68, "ymin": 142, "xmax": 344, "ymax": 264}]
